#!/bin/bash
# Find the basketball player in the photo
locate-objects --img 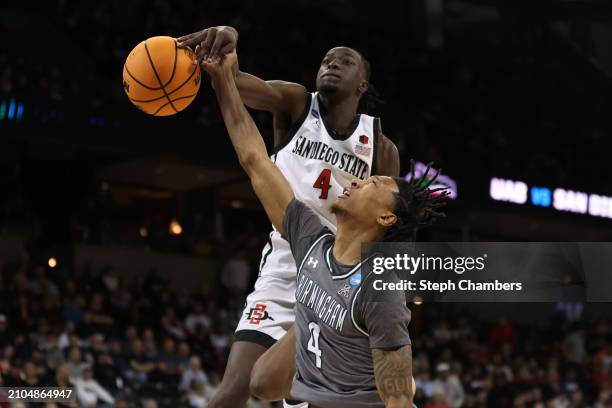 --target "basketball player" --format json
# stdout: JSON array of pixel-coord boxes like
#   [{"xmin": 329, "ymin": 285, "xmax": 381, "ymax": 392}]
[
  {"xmin": 178, "ymin": 26, "xmax": 400, "ymax": 408},
  {"xmin": 202, "ymin": 51, "xmax": 447, "ymax": 407}
]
